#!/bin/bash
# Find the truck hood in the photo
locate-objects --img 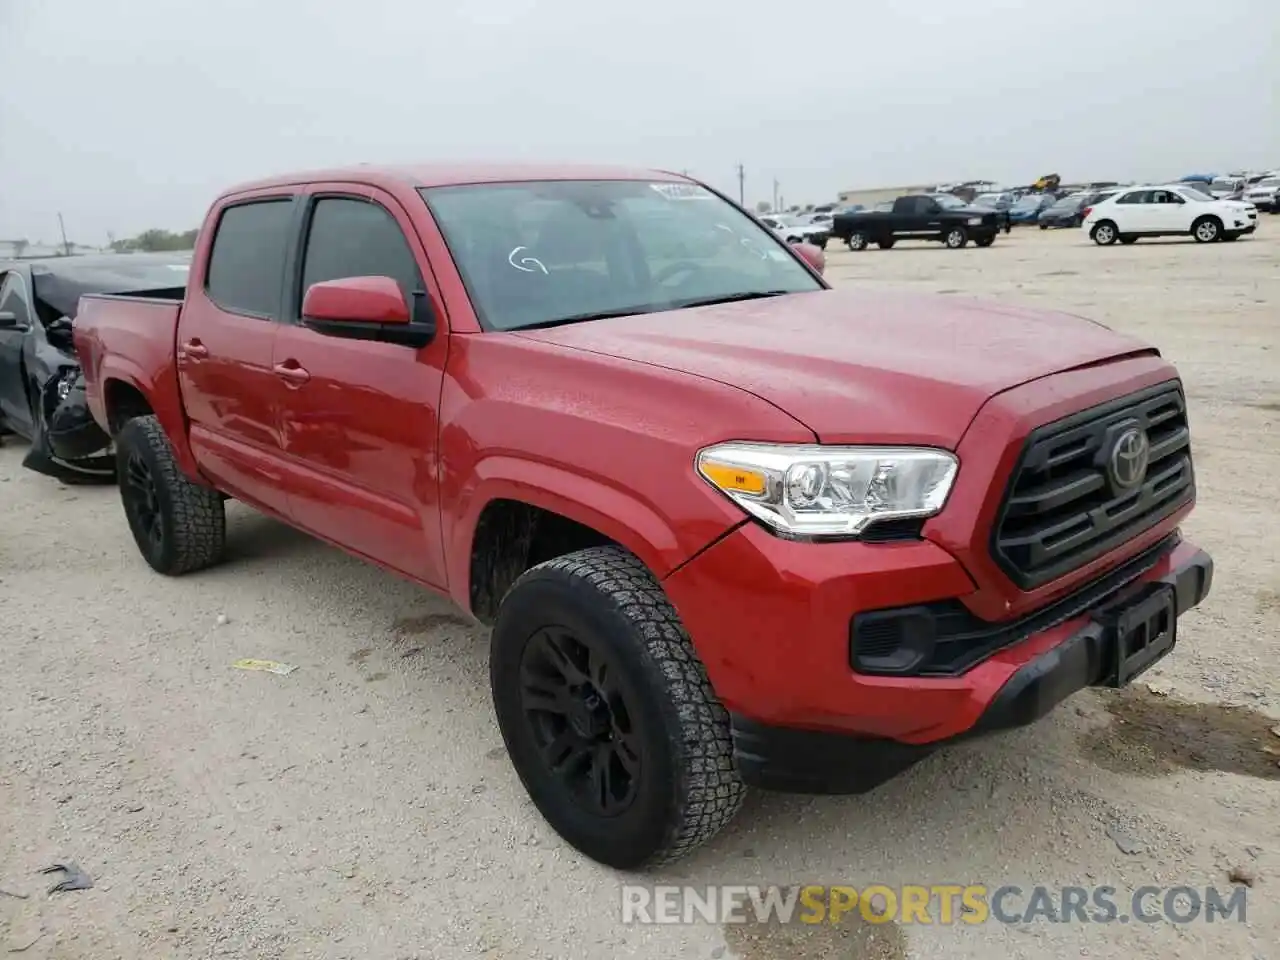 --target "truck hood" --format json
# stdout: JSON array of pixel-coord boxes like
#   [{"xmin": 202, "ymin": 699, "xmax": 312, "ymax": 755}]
[{"xmin": 515, "ymin": 288, "xmax": 1155, "ymax": 448}]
